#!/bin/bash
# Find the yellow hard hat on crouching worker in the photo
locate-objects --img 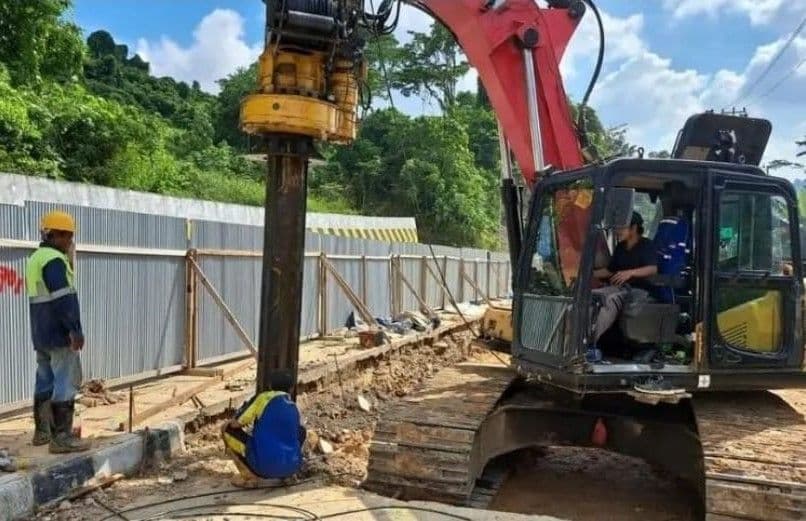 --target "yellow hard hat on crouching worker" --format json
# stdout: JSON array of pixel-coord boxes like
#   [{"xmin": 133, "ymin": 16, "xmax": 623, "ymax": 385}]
[{"xmin": 40, "ymin": 210, "xmax": 76, "ymax": 233}]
